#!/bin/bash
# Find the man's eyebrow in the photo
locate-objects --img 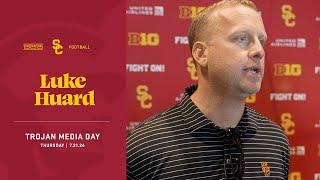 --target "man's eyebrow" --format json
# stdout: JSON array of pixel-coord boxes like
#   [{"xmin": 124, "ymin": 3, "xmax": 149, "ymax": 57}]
[{"xmin": 230, "ymin": 30, "xmax": 267, "ymax": 38}]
